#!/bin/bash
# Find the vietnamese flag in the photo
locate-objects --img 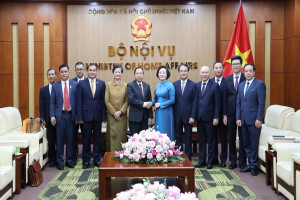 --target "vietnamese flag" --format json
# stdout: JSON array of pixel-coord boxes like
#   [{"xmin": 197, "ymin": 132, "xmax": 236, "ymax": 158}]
[{"xmin": 222, "ymin": 3, "xmax": 254, "ymax": 77}]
